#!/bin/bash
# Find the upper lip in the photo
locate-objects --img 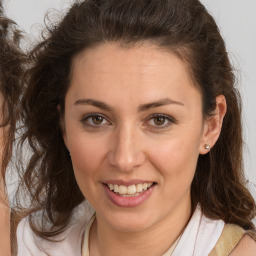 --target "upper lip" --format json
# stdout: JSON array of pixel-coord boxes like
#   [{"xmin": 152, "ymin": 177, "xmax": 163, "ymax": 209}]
[{"xmin": 103, "ymin": 180, "xmax": 155, "ymax": 186}]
